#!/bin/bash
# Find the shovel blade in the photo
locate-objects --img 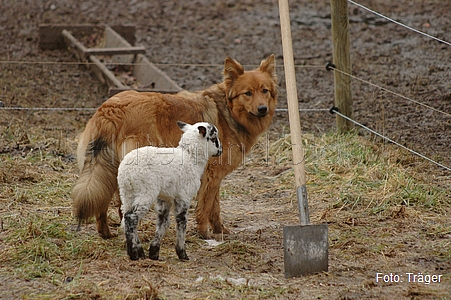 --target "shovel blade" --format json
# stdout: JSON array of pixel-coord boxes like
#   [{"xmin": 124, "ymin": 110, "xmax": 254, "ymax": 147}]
[{"xmin": 283, "ymin": 224, "xmax": 328, "ymax": 277}]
